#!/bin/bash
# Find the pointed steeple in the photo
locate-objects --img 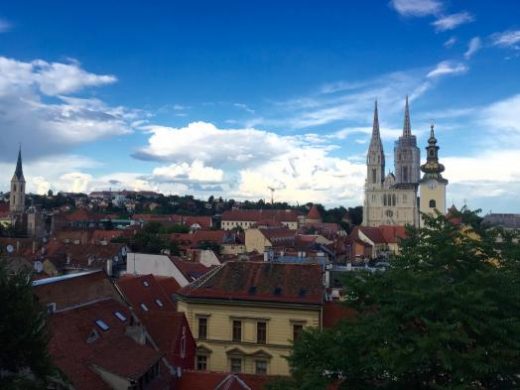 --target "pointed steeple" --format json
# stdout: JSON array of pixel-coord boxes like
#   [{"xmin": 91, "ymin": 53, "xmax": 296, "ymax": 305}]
[
  {"xmin": 14, "ymin": 146, "xmax": 24, "ymax": 180},
  {"xmin": 371, "ymin": 100, "xmax": 380, "ymax": 139},
  {"xmin": 403, "ymin": 95, "xmax": 412, "ymax": 137}
]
